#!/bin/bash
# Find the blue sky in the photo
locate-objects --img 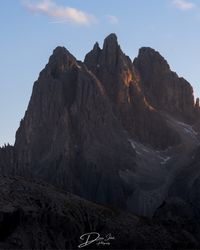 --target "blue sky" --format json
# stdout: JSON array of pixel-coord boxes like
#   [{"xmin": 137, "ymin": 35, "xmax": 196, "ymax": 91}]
[{"xmin": 0, "ymin": 0, "xmax": 200, "ymax": 145}]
